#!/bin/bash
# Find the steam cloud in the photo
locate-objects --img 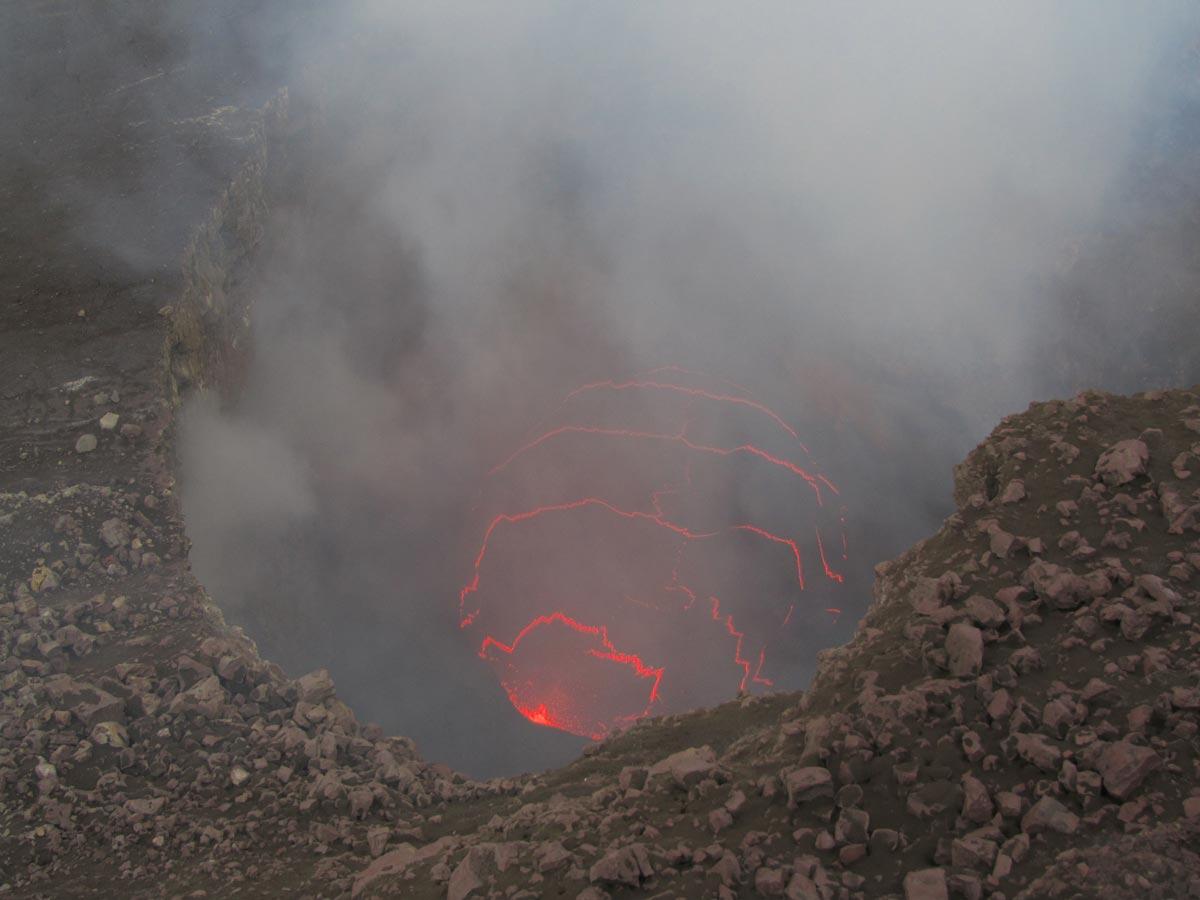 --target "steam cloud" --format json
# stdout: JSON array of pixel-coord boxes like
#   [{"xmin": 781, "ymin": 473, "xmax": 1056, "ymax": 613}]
[{"xmin": 168, "ymin": 2, "xmax": 1200, "ymax": 776}]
